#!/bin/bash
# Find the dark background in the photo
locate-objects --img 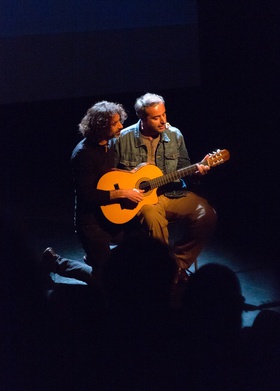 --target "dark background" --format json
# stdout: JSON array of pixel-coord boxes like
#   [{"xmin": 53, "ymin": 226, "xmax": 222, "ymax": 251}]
[{"xmin": 1, "ymin": 1, "xmax": 279, "ymax": 260}]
